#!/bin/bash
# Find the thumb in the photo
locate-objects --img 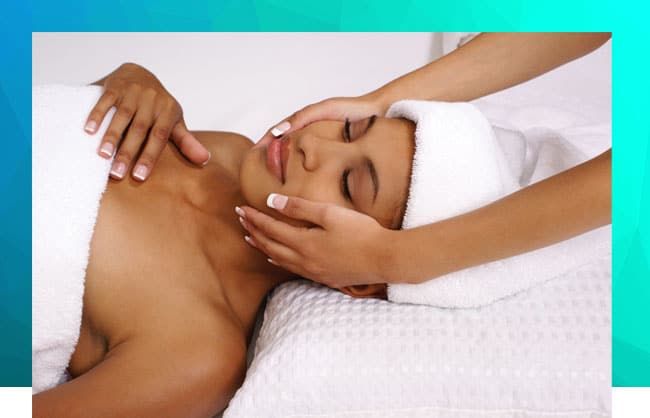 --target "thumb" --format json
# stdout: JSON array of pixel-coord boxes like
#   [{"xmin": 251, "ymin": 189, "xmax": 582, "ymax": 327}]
[
  {"xmin": 171, "ymin": 120, "xmax": 211, "ymax": 166},
  {"xmin": 266, "ymin": 193, "xmax": 340, "ymax": 228},
  {"xmin": 257, "ymin": 101, "xmax": 337, "ymax": 145}
]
